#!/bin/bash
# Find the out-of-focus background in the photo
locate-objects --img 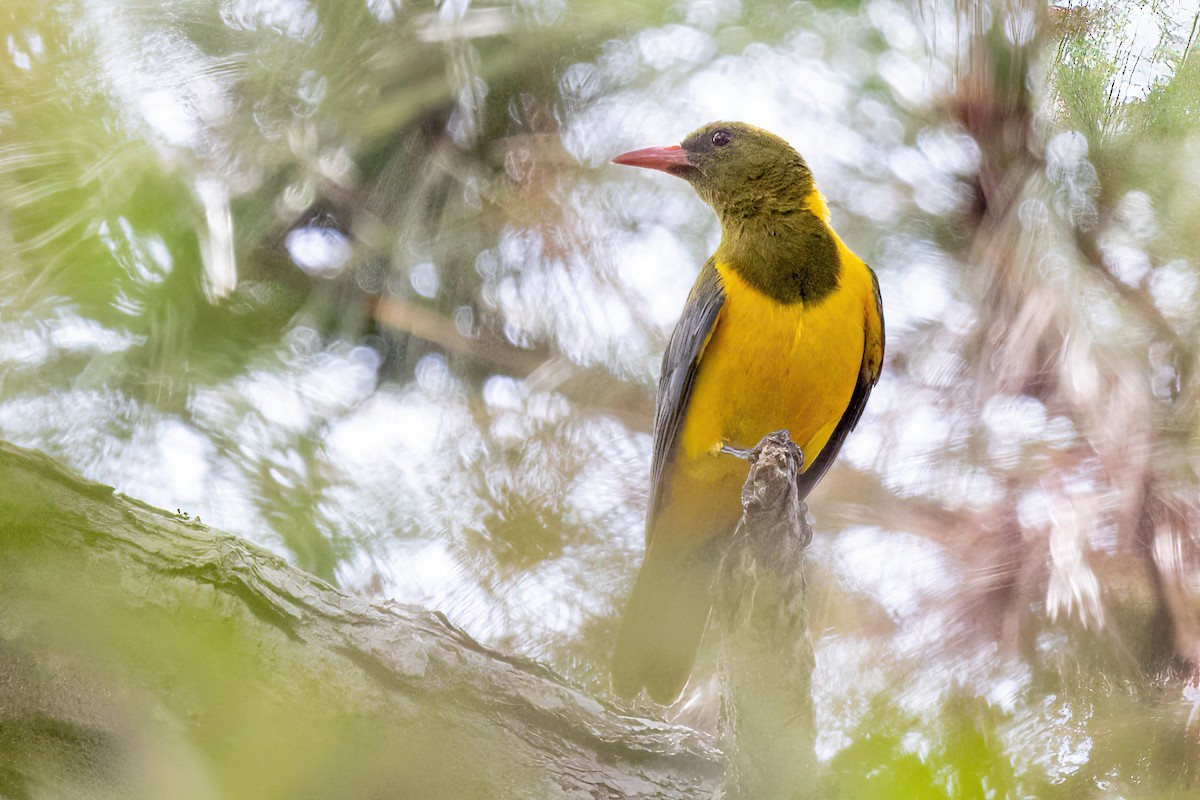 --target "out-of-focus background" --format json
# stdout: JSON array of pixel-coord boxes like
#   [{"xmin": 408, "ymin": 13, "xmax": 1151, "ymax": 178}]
[{"xmin": 2, "ymin": 0, "xmax": 1199, "ymax": 794}]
